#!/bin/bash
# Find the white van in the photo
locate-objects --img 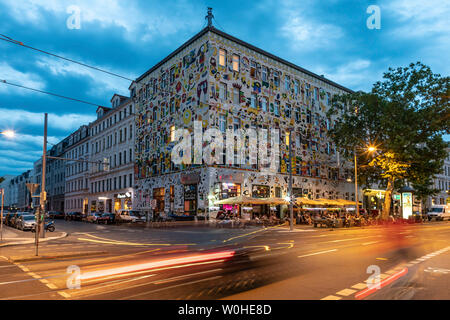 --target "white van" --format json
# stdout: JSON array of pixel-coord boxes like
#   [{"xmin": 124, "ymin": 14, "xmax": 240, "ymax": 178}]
[{"xmin": 427, "ymin": 205, "xmax": 450, "ymax": 221}]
